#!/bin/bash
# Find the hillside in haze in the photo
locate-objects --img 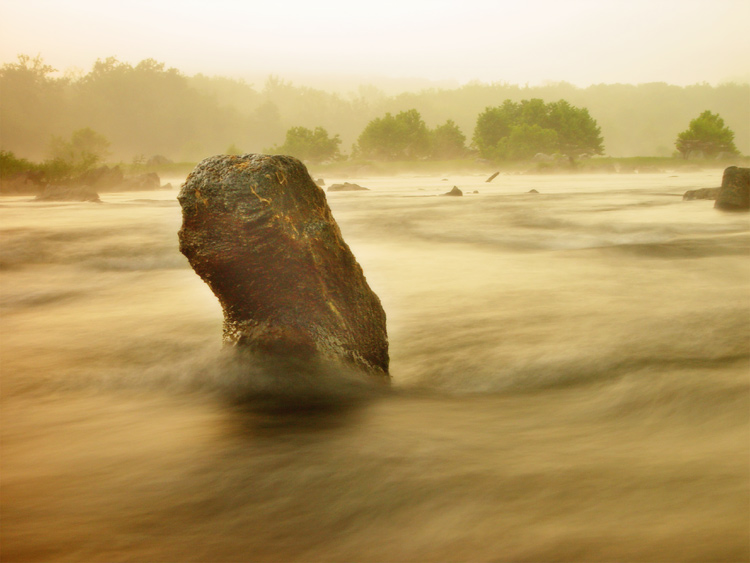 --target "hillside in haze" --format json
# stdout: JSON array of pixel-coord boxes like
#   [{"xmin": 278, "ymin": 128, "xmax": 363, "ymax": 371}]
[{"xmin": 2, "ymin": 55, "xmax": 748, "ymax": 162}]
